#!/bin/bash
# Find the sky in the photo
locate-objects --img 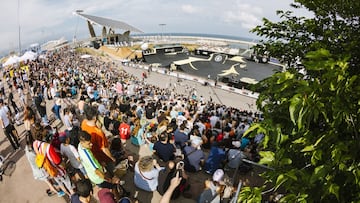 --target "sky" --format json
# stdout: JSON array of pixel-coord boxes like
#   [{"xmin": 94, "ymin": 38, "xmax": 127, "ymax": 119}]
[{"xmin": 0, "ymin": 0, "xmax": 311, "ymax": 55}]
